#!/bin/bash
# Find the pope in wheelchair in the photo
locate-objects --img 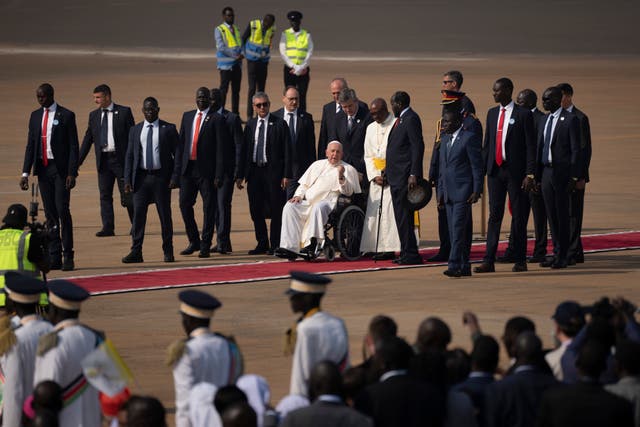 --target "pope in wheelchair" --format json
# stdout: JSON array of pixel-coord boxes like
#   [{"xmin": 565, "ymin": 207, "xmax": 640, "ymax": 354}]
[{"xmin": 276, "ymin": 141, "xmax": 361, "ymax": 259}]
